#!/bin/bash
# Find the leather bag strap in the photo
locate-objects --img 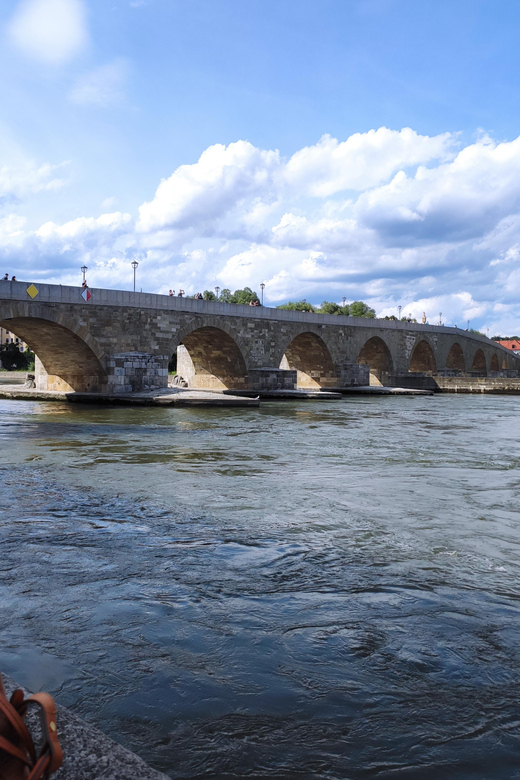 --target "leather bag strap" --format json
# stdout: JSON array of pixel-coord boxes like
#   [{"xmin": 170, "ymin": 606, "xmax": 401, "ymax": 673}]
[
  {"xmin": 26, "ymin": 694, "xmax": 63, "ymax": 774},
  {"xmin": 0, "ymin": 732, "xmax": 32, "ymax": 765},
  {"xmin": 0, "ymin": 692, "xmax": 36, "ymax": 764},
  {"xmin": 27, "ymin": 752, "xmax": 52, "ymax": 780}
]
